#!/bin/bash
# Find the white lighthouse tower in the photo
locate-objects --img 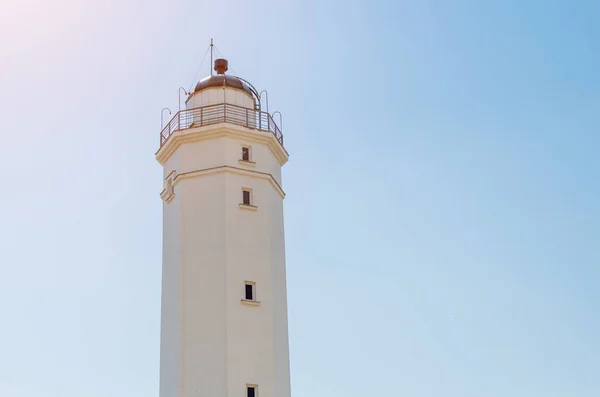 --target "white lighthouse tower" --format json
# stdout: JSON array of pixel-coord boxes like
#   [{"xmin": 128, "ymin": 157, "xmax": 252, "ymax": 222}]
[{"xmin": 156, "ymin": 57, "xmax": 291, "ymax": 397}]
